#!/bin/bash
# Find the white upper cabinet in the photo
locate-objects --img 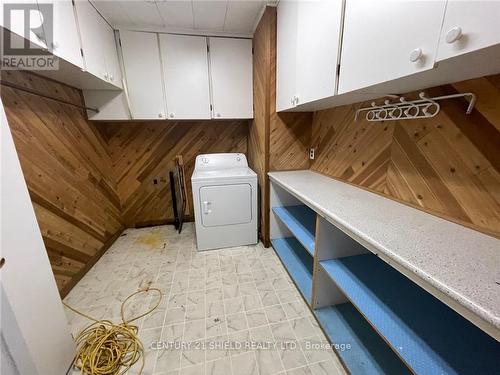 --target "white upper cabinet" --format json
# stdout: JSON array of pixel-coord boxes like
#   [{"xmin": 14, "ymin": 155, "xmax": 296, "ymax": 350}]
[
  {"xmin": 295, "ymin": 0, "xmax": 344, "ymax": 106},
  {"xmin": 44, "ymin": 0, "xmax": 82, "ymax": 68},
  {"xmin": 437, "ymin": 0, "xmax": 500, "ymax": 61},
  {"xmin": 276, "ymin": 0, "xmax": 298, "ymax": 112},
  {"xmin": 208, "ymin": 37, "xmax": 253, "ymax": 119},
  {"xmin": 75, "ymin": 0, "xmax": 121, "ymax": 87},
  {"xmin": 338, "ymin": 0, "xmax": 447, "ymax": 94},
  {"xmin": 159, "ymin": 34, "xmax": 211, "ymax": 120},
  {"xmin": 277, "ymin": 0, "xmax": 344, "ymax": 111},
  {"xmin": 75, "ymin": 0, "xmax": 106, "ymax": 80},
  {"xmin": 99, "ymin": 20, "xmax": 122, "ymax": 88},
  {"xmin": 119, "ymin": 30, "xmax": 166, "ymax": 120},
  {"xmin": 0, "ymin": 0, "xmax": 47, "ymax": 49}
]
